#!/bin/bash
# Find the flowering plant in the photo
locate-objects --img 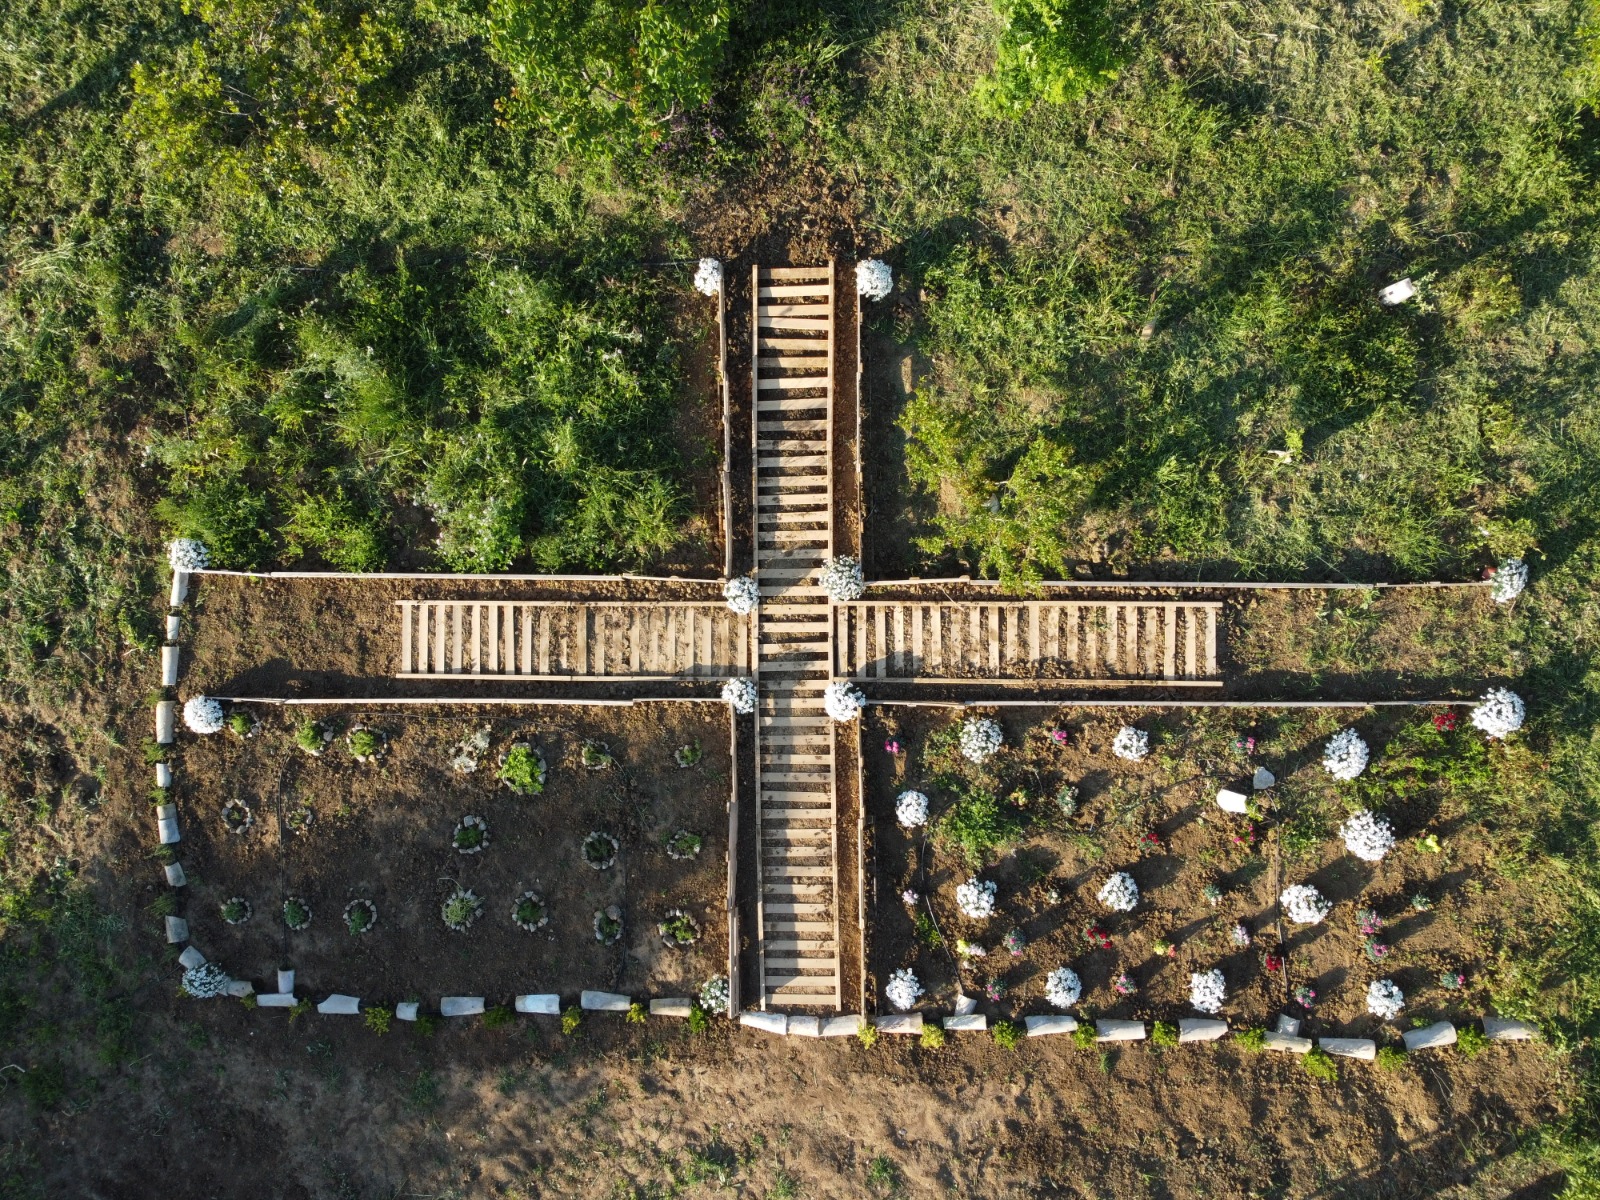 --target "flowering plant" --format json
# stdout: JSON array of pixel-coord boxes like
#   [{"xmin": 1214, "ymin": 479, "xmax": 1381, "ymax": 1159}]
[
  {"xmin": 1356, "ymin": 908, "xmax": 1381, "ymax": 936},
  {"xmin": 1280, "ymin": 883, "xmax": 1332, "ymax": 925},
  {"xmin": 1234, "ymin": 735, "xmax": 1256, "ymax": 755},
  {"xmin": 168, "ymin": 538, "xmax": 211, "ymax": 572},
  {"xmin": 180, "ymin": 961, "xmax": 230, "ymax": 999},
  {"xmin": 1341, "ymin": 810, "xmax": 1396, "ymax": 862},
  {"xmin": 722, "ymin": 574, "xmax": 759, "ymax": 614},
  {"xmin": 884, "ymin": 967, "xmax": 922, "ymax": 1011},
  {"xmin": 1098, "ymin": 872, "xmax": 1139, "ymax": 913},
  {"xmin": 1490, "ymin": 557, "xmax": 1528, "ymax": 603},
  {"xmin": 1322, "ymin": 728, "xmax": 1370, "ymax": 780},
  {"xmin": 1433, "ymin": 711, "xmax": 1458, "ymax": 733},
  {"xmin": 1472, "ymin": 688, "xmax": 1525, "ymax": 739},
  {"xmin": 901, "ymin": 888, "xmax": 919, "ymax": 907},
  {"xmin": 1262, "ymin": 952, "xmax": 1284, "ymax": 973},
  {"xmin": 984, "ymin": 977, "xmax": 1007, "ymax": 1002},
  {"xmin": 1231, "ymin": 823, "xmax": 1257, "ymax": 847},
  {"xmin": 958, "ymin": 716, "xmax": 1003, "ymax": 763},
  {"xmin": 856, "ymin": 258, "xmax": 893, "ymax": 300},
  {"xmin": 824, "ymin": 680, "xmax": 866, "ymax": 723},
  {"xmin": 884, "ymin": 738, "xmax": 903, "ymax": 755},
  {"xmin": 1045, "ymin": 967, "xmax": 1082, "ymax": 1009},
  {"xmin": 449, "ymin": 726, "xmax": 491, "ymax": 773},
  {"xmin": 1112, "ymin": 972, "xmax": 1136, "ymax": 996},
  {"xmin": 1189, "ymin": 969, "xmax": 1226, "ymax": 1014},
  {"xmin": 1293, "ymin": 984, "xmax": 1317, "ymax": 1008},
  {"xmin": 1202, "ymin": 882, "xmax": 1223, "ymax": 907},
  {"xmin": 818, "ymin": 555, "xmax": 864, "ymax": 602},
  {"xmin": 1367, "ymin": 978, "xmax": 1405, "ymax": 1020},
  {"xmin": 1111, "ymin": 726, "xmax": 1149, "ymax": 761},
  {"xmin": 1140, "ymin": 831, "xmax": 1163, "ymax": 850},
  {"xmin": 1001, "ymin": 928, "xmax": 1026, "ymax": 957},
  {"xmin": 693, "ymin": 257, "xmax": 723, "ymax": 297},
  {"xmin": 1364, "ymin": 938, "xmax": 1390, "ymax": 963},
  {"xmin": 721, "ymin": 677, "xmax": 757, "ymax": 714},
  {"xmin": 895, "ymin": 790, "xmax": 930, "ymax": 828},
  {"xmin": 182, "ymin": 696, "xmax": 225, "ymax": 735},
  {"xmin": 699, "ymin": 976, "xmax": 730, "ymax": 1013},
  {"xmin": 1152, "ymin": 938, "xmax": 1177, "ymax": 959},
  {"xmin": 956, "ymin": 877, "xmax": 997, "ymax": 919},
  {"xmin": 1439, "ymin": 969, "xmax": 1465, "ymax": 990},
  {"xmin": 1050, "ymin": 729, "xmax": 1070, "ymax": 746},
  {"xmin": 1231, "ymin": 922, "xmax": 1251, "ymax": 947},
  {"xmin": 1084, "ymin": 923, "xmax": 1113, "ymax": 950},
  {"xmin": 954, "ymin": 938, "xmax": 987, "ymax": 961}
]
